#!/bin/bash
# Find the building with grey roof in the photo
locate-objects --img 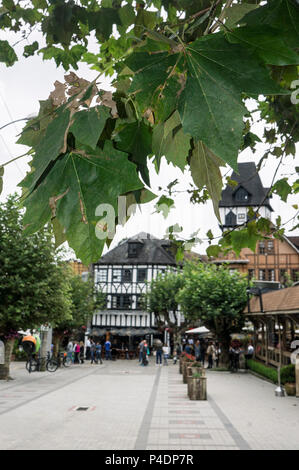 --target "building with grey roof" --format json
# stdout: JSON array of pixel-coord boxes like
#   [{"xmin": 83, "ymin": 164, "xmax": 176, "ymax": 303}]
[
  {"xmin": 90, "ymin": 233, "xmax": 186, "ymax": 350},
  {"xmin": 219, "ymin": 162, "xmax": 273, "ymax": 229}
]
